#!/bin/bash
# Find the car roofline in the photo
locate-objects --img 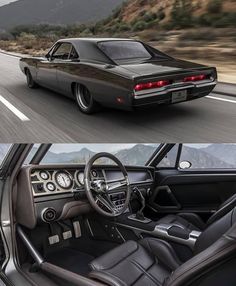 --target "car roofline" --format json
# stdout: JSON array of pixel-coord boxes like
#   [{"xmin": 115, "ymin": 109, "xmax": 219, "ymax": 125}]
[{"xmin": 57, "ymin": 38, "xmax": 139, "ymax": 44}]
